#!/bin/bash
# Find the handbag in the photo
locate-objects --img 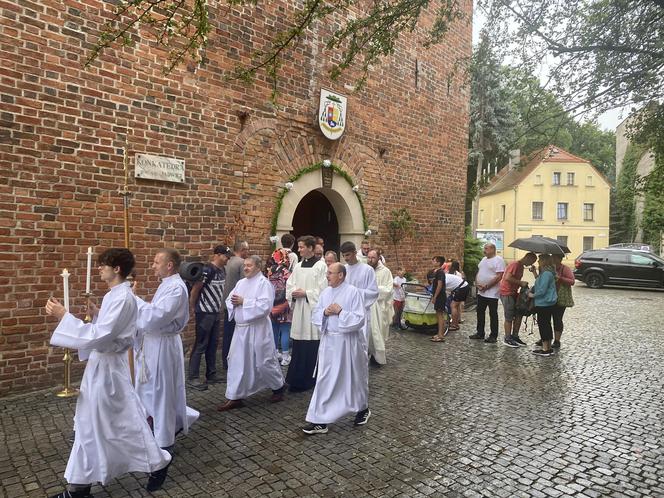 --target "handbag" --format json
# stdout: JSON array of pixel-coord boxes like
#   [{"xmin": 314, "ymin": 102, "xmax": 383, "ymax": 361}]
[{"xmin": 556, "ymin": 283, "xmax": 574, "ymax": 307}]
